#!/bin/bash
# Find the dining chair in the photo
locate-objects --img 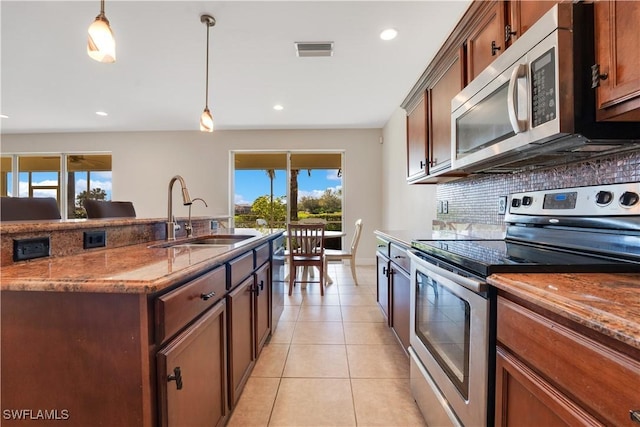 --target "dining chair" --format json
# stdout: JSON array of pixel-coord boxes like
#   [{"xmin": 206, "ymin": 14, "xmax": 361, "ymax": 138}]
[
  {"xmin": 287, "ymin": 222, "xmax": 326, "ymax": 296},
  {"xmin": 84, "ymin": 199, "xmax": 136, "ymax": 219},
  {"xmin": 0, "ymin": 196, "xmax": 61, "ymax": 221},
  {"xmin": 325, "ymin": 218, "xmax": 363, "ymax": 285}
]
